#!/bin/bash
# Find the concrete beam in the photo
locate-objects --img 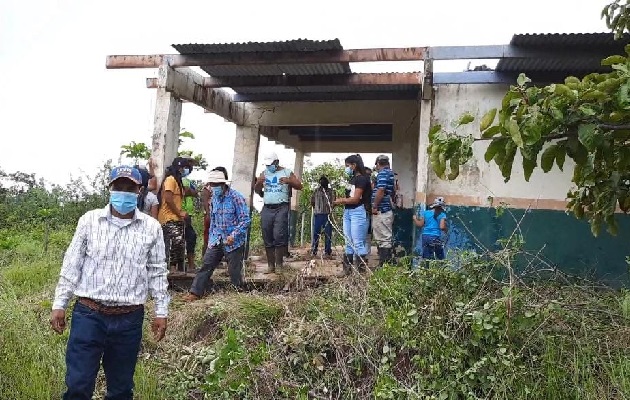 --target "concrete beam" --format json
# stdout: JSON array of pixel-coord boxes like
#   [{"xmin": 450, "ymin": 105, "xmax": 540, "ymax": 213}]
[
  {"xmin": 200, "ymin": 73, "xmax": 422, "ymax": 88},
  {"xmin": 297, "ymin": 140, "xmax": 394, "ymax": 154},
  {"xmin": 148, "ymin": 66, "xmax": 249, "ymax": 125},
  {"xmin": 428, "ymin": 45, "xmax": 607, "ymax": 60},
  {"xmin": 245, "ymin": 100, "xmax": 418, "ymax": 126},
  {"xmin": 105, "ymin": 48, "xmax": 426, "ymax": 69},
  {"xmin": 232, "ymin": 90, "xmax": 420, "ymax": 102}
]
